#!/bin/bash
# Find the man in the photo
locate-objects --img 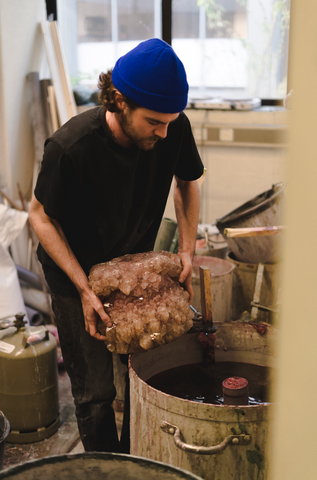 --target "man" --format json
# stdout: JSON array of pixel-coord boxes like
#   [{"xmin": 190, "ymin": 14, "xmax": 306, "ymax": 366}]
[{"xmin": 29, "ymin": 38, "xmax": 204, "ymax": 454}]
